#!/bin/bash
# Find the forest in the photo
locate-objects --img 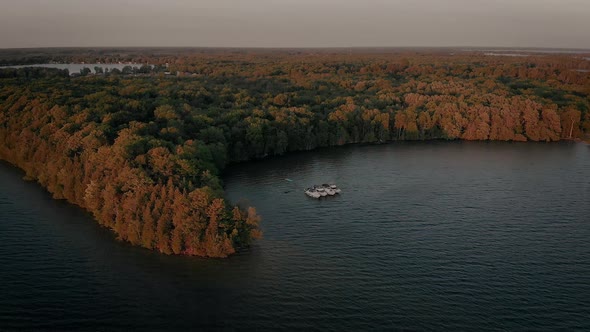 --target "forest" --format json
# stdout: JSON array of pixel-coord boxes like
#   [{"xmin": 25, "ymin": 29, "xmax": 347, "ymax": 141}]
[{"xmin": 0, "ymin": 49, "xmax": 589, "ymax": 257}]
